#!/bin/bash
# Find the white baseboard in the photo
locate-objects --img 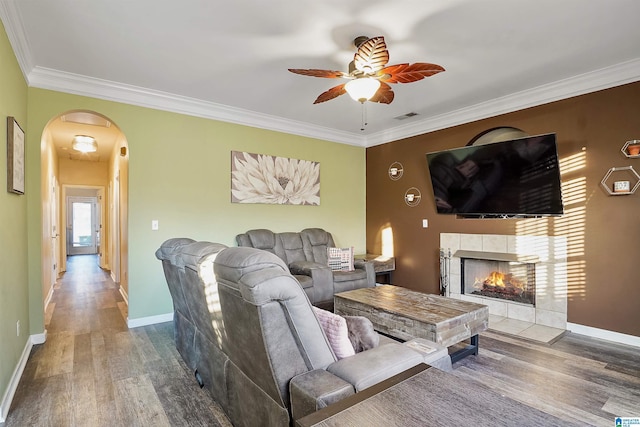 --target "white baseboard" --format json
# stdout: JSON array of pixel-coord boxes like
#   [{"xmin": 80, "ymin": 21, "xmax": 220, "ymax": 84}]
[
  {"xmin": 43, "ymin": 285, "xmax": 54, "ymax": 312},
  {"xmin": 31, "ymin": 330, "xmax": 47, "ymax": 345},
  {"xmin": 567, "ymin": 323, "xmax": 640, "ymax": 348},
  {"xmin": 0, "ymin": 332, "xmax": 47, "ymax": 422},
  {"xmin": 119, "ymin": 286, "xmax": 129, "ymax": 305},
  {"xmin": 127, "ymin": 312, "xmax": 173, "ymax": 329}
]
